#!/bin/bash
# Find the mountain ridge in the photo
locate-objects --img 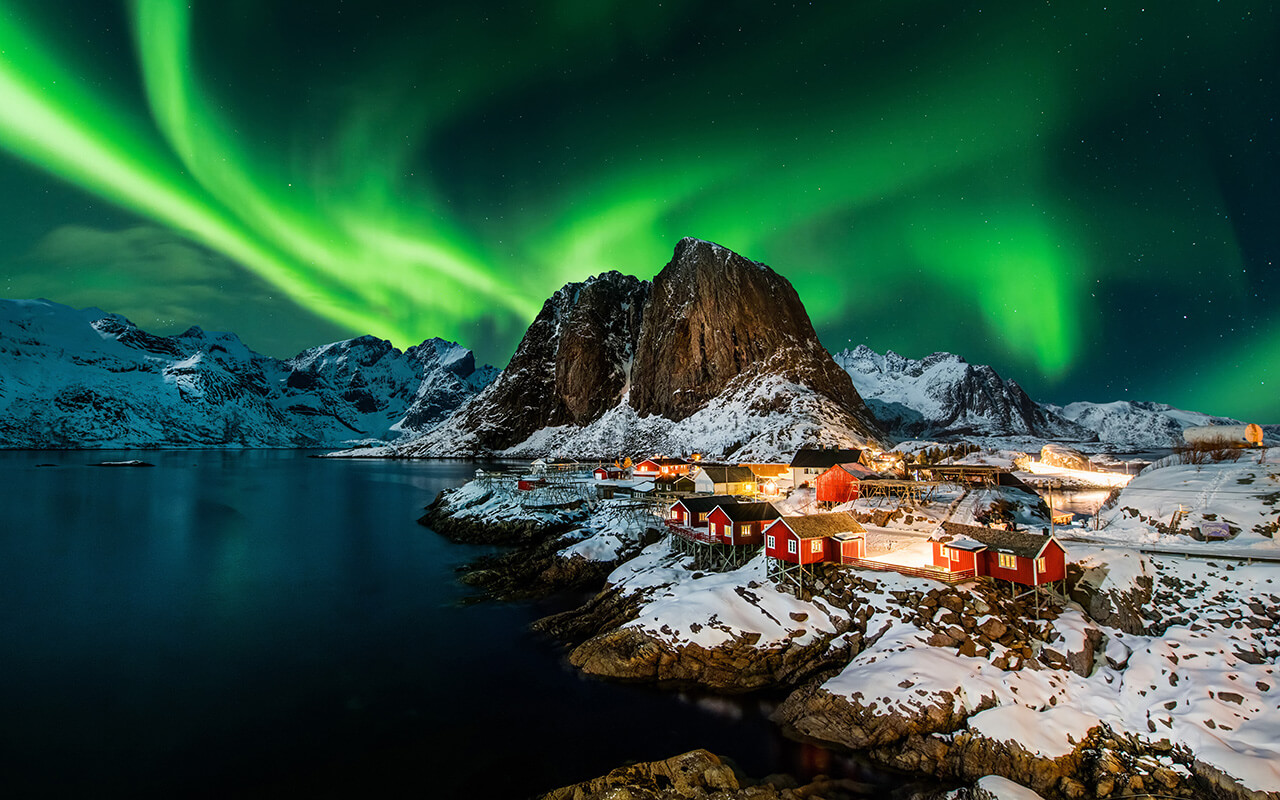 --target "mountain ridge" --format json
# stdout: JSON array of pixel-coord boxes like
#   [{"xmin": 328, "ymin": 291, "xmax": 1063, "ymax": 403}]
[{"xmin": 0, "ymin": 298, "xmax": 495, "ymax": 448}]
